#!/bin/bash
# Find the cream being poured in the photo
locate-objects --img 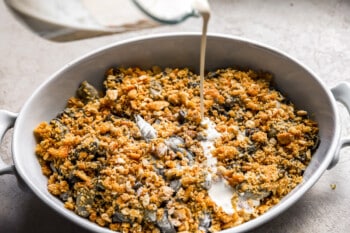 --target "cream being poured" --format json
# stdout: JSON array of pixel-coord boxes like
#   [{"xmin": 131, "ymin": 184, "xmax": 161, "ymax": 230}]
[
  {"xmin": 192, "ymin": 0, "xmax": 237, "ymax": 215},
  {"xmin": 195, "ymin": 1, "xmax": 263, "ymax": 215},
  {"xmin": 192, "ymin": 0, "xmax": 211, "ymax": 120},
  {"xmin": 136, "ymin": 0, "xmax": 259, "ymax": 216}
]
